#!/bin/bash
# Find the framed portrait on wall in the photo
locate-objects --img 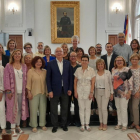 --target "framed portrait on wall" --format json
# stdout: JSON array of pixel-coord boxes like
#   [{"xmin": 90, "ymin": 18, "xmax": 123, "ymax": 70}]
[{"xmin": 51, "ymin": 1, "xmax": 80, "ymax": 43}]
